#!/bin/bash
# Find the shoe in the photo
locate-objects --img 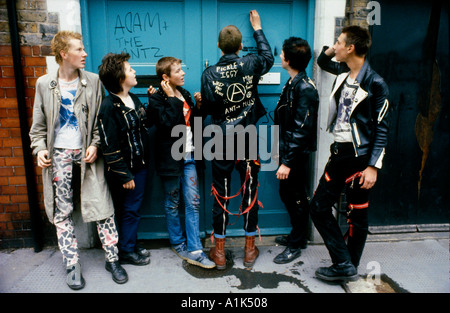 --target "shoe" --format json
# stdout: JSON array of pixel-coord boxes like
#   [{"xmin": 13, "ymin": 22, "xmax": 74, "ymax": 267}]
[
  {"xmin": 244, "ymin": 235, "xmax": 259, "ymax": 268},
  {"xmin": 315, "ymin": 261, "xmax": 359, "ymax": 282},
  {"xmin": 119, "ymin": 251, "xmax": 150, "ymax": 266},
  {"xmin": 208, "ymin": 237, "xmax": 226, "ymax": 270},
  {"xmin": 66, "ymin": 262, "xmax": 85, "ymax": 290},
  {"xmin": 105, "ymin": 261, "xmax": 128, "ymax": 284},
  {"xmin": 171, "ymin": 242, "xmax": 189, "ymax": 260},
  {"xmin": 135, "ymin": 244, "xmax": 151, "ymax": 258},
  {"xmin": 273, "ymin": 246, "xmax": 302, "ymax": 264},
  {"xmin": 275, "ymin": 235, "xmax": 288, "ymax": 246},
  {"xmin": 187, "ymin": 251, "xmax": 216, "ymax": 269},
  {"xmin": 275, "ymin": 235, "xmax": 307, "ymax": 249}
]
